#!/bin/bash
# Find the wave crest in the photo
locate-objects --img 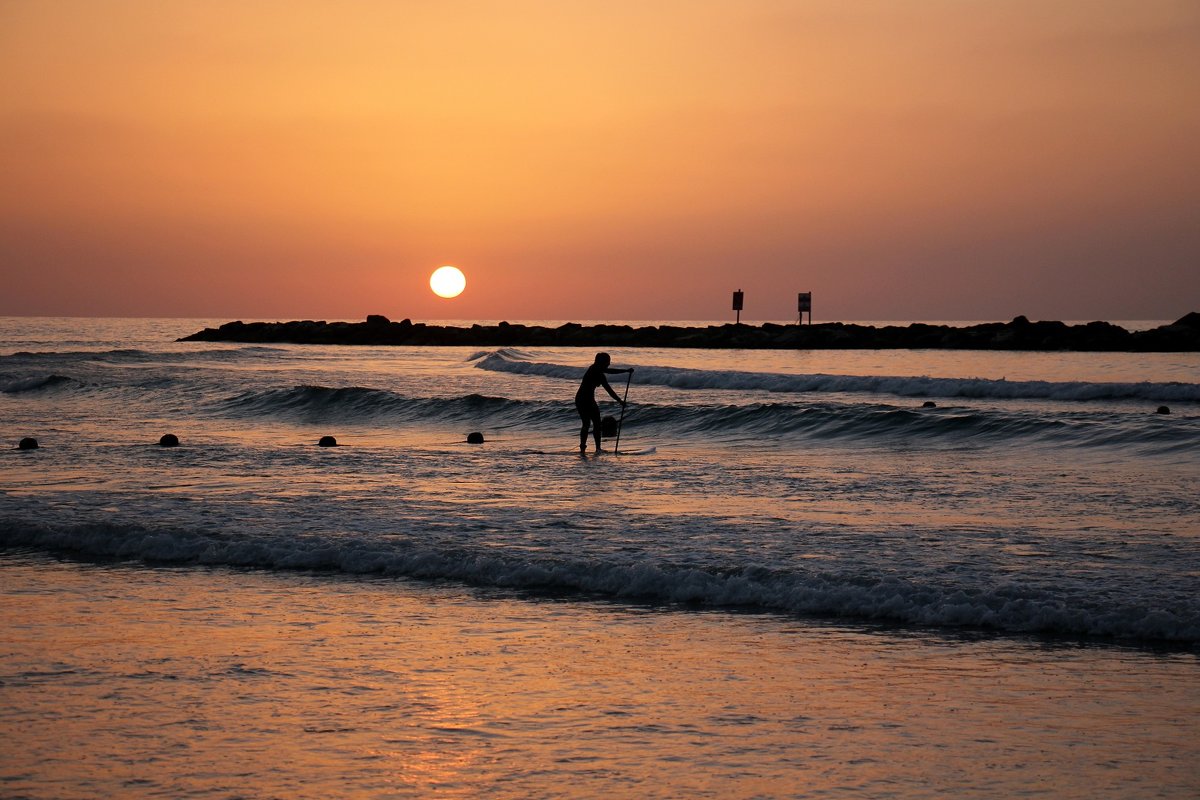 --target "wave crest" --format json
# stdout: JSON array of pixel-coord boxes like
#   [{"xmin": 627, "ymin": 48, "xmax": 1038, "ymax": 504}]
[
  {"xmin": 2, "ymin": 518, "xmax": 1194, "ymax": 643},
  {"xmin": 474, "ymin": 350, "xmax": 1200, "ymax": 402},
  {"xmin": 1, "ymin": 374, "xmax": 82, "ymax": 393},
  {"xmin": 215, "ymin": 385, "xmax": 561, "ymax": 425}
]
